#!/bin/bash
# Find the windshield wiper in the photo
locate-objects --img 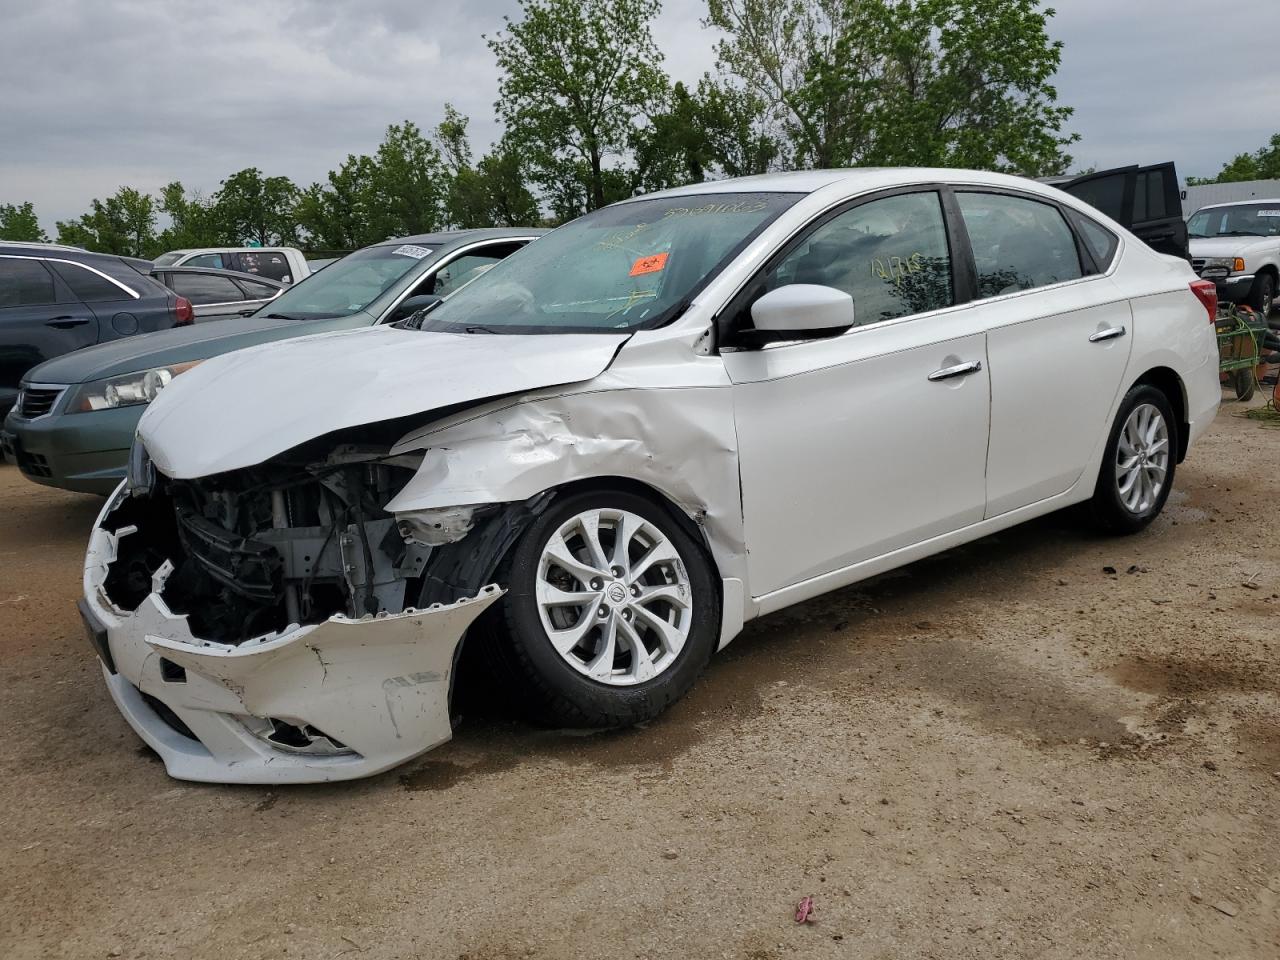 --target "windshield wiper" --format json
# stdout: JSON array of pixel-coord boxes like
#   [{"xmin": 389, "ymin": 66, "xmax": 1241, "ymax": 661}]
[
  {"xmin": 1216, "ymin": 231, "xmax": 1263, "ymax": 237},
  {"xmin": 463, "ymin": 325, "xmax": 502, "ymax": 334},
  {"xmin": 259, "ymin": 312, "xmax": 312, "ymax": 321}
]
